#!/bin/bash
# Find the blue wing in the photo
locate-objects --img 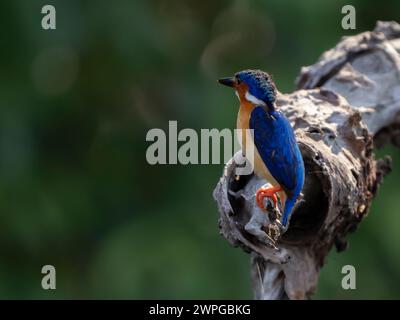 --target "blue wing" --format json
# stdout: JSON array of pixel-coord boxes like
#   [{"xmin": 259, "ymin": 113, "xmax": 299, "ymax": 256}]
[{"xmin": 249, "ymin": 106, "xmax": 304, "ymax": 199}]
